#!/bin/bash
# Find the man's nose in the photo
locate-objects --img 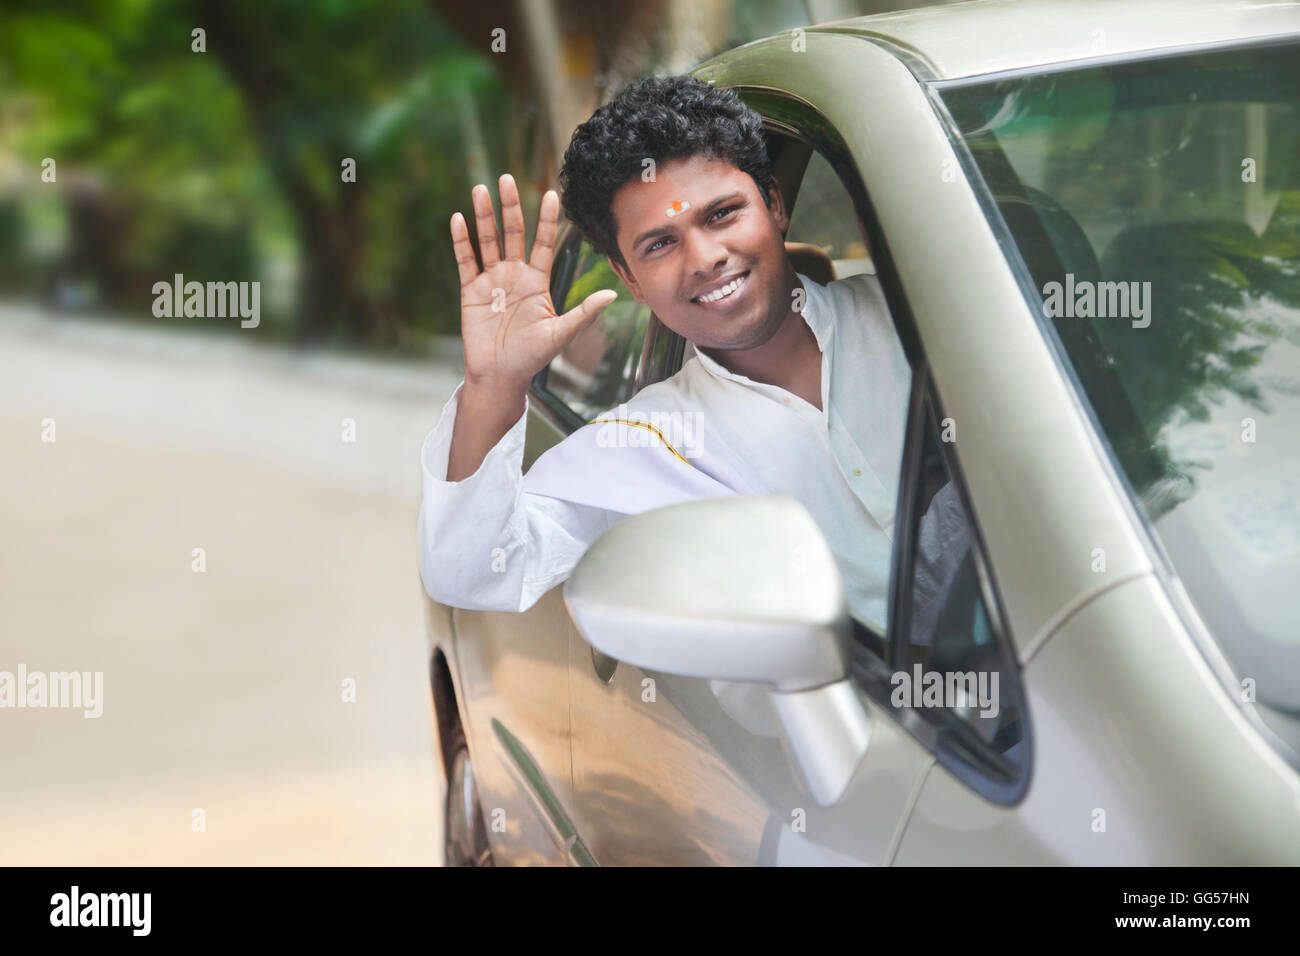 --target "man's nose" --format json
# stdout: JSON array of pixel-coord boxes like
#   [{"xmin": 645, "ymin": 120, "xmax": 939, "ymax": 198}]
[{"xmin": 683, "ymin": 228, "xmax": 729, "ymax": 276}]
